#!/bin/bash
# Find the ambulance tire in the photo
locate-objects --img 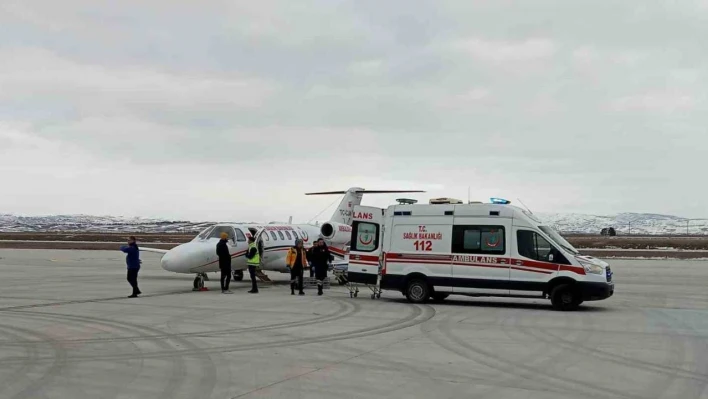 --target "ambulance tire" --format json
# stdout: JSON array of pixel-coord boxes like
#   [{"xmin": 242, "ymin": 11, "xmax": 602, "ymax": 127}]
[
  {"xmin": 550, "ymin": 284, "xmax": 580, "ymax": 311},
  {"xmin": 405, "ymin": 279, "xmax": 430, "ymax": 304}
]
